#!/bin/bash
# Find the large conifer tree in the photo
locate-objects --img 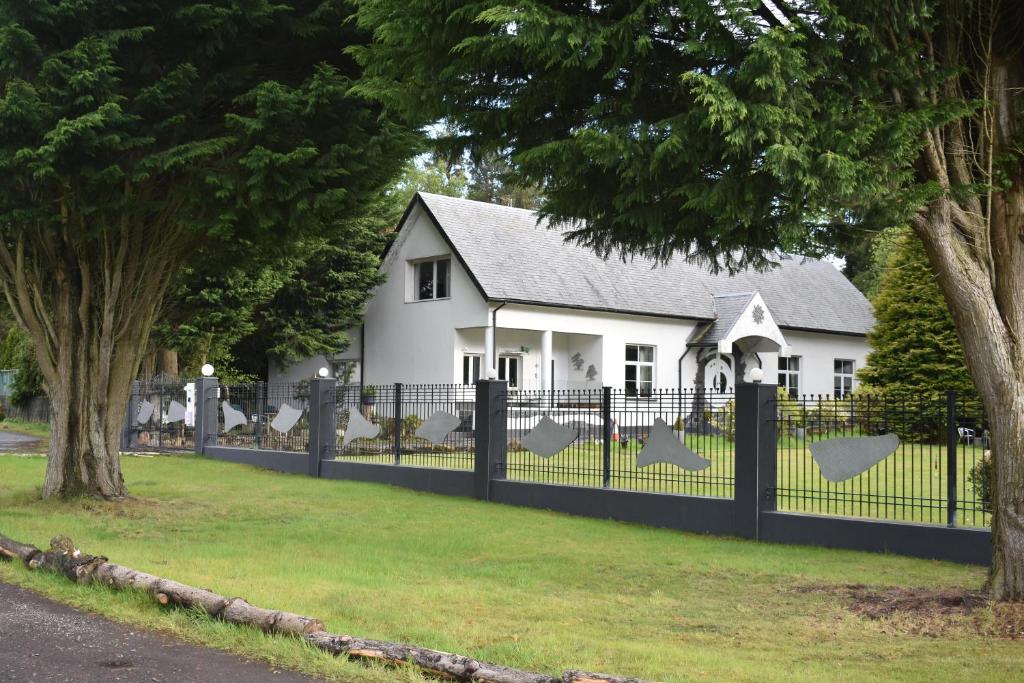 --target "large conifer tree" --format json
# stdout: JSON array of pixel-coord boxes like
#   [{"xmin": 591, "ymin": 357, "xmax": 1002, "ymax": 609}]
[
  {"xmin": 0, "ymin": 1, "xmax": 416, "ymax": 498},
  {"xmin": 858, "ymin": 231, "xmax": 974, "ymax": 400}
]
